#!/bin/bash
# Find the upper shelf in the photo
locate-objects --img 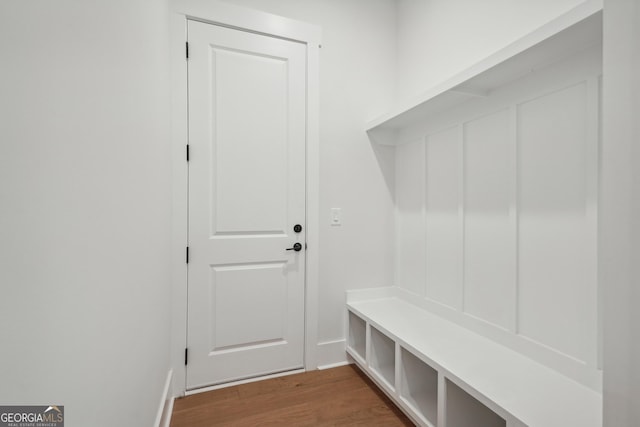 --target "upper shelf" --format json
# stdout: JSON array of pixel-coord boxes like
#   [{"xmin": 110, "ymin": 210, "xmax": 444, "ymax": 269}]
[{"xmin": 366, "ymin": 0, "xmax": 603, "ymax": 145}]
